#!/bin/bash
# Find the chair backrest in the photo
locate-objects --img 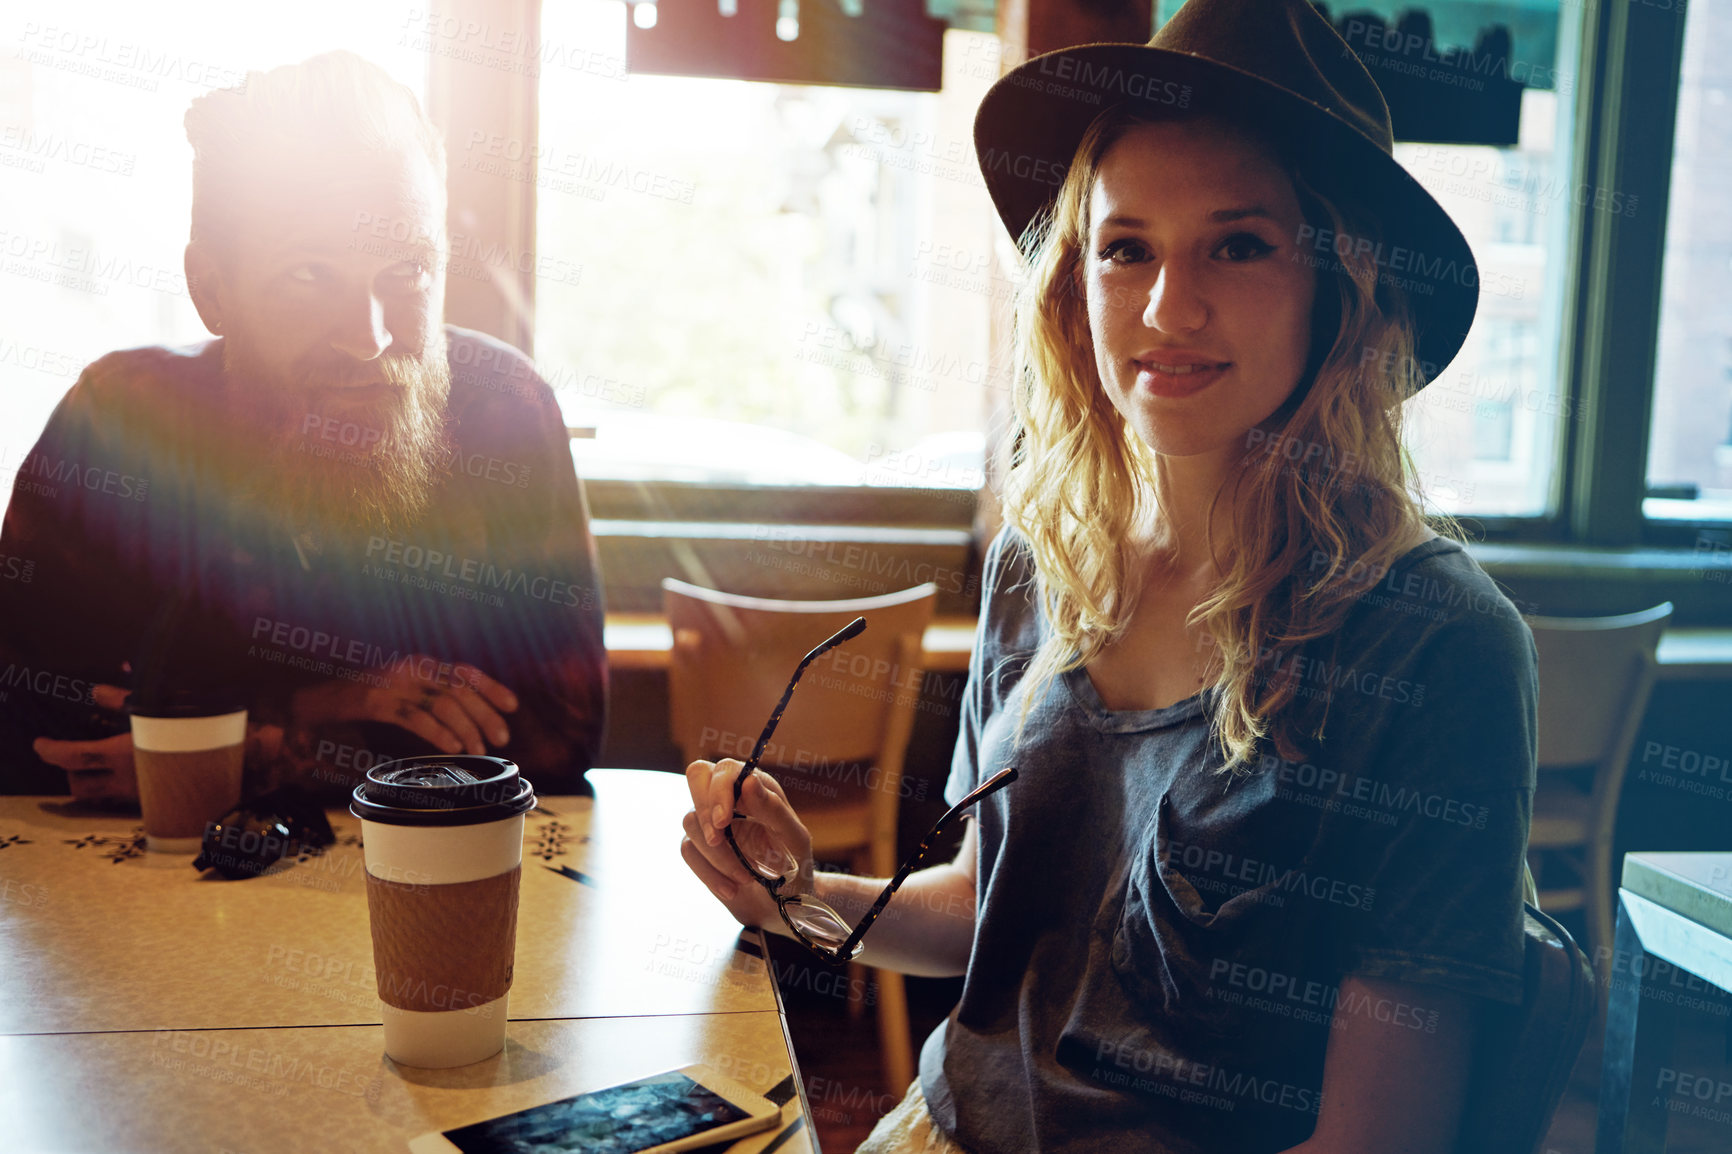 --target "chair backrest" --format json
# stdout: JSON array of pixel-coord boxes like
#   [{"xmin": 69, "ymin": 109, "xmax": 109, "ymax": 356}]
[
  {"xmin": 1526, "ymin": 602, "xmax": 1671, "ymax": 770},
  {"xmin": 1453, "ymin": 903, "xmax": 1597, "ymax": 1154},
  {"xmin": 662, "ymin": 579, "xmax": 938, "ymax": 774}
]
